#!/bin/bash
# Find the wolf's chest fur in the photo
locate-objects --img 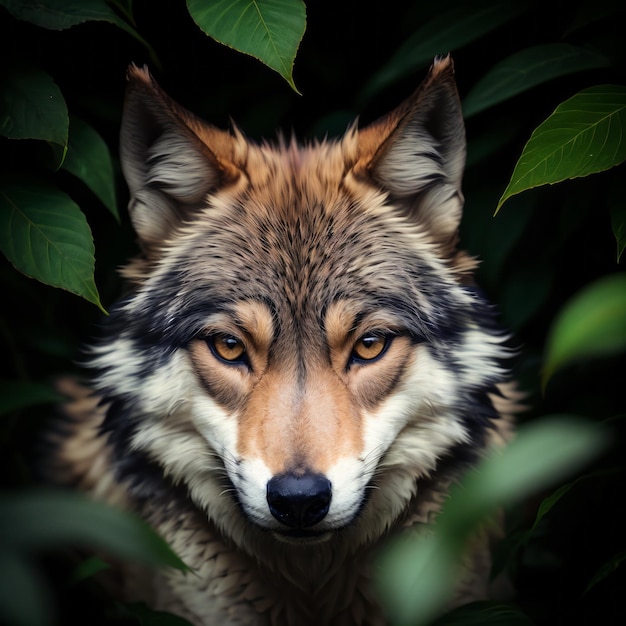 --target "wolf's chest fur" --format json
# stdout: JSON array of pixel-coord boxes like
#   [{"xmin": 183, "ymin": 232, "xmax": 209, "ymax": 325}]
[{"xmin": 50, "ymin": 56, "xmax": 517, "ymax": 625}]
